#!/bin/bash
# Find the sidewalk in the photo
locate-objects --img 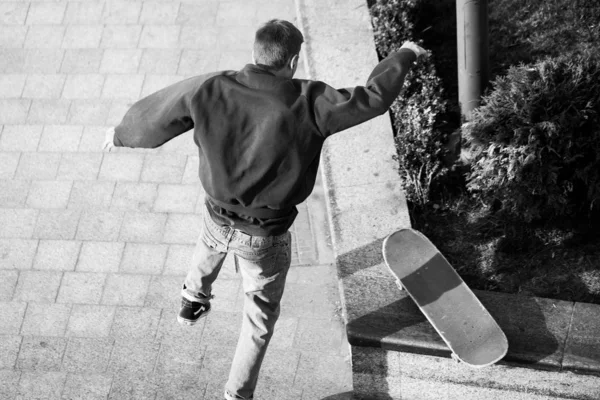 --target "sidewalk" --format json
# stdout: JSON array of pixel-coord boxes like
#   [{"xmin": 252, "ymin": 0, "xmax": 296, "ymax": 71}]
[{"xmin": 0, "ymin": 0, "xmax": 353, "ymax": 398}]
